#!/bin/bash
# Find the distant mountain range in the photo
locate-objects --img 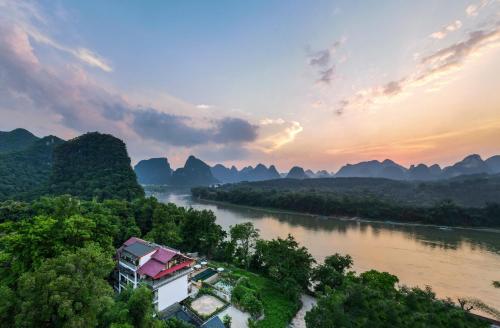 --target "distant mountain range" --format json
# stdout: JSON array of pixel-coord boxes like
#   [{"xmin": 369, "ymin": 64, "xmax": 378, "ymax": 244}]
[
  {"xmin": 337, "ymin": 154, "xmax": 500, "ymax": 180},
  {"xmin": 135, "ymin": 153, "xmax": 500, "ymax": 186}
]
